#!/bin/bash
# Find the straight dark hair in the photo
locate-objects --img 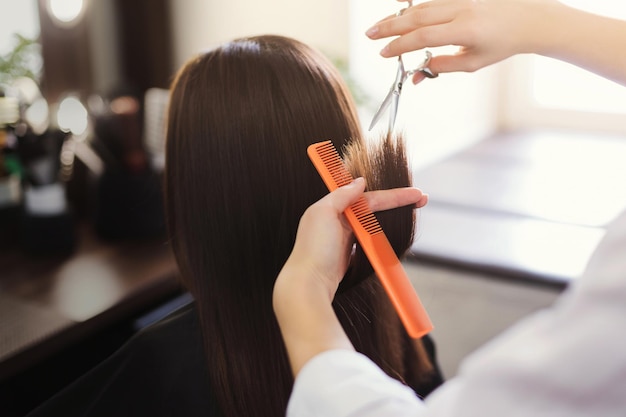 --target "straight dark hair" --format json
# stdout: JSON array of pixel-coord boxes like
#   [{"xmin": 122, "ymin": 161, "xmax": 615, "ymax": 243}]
[{"xmin": 165, "ymin": 35, "xmax": 435, "ymax": 417}]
